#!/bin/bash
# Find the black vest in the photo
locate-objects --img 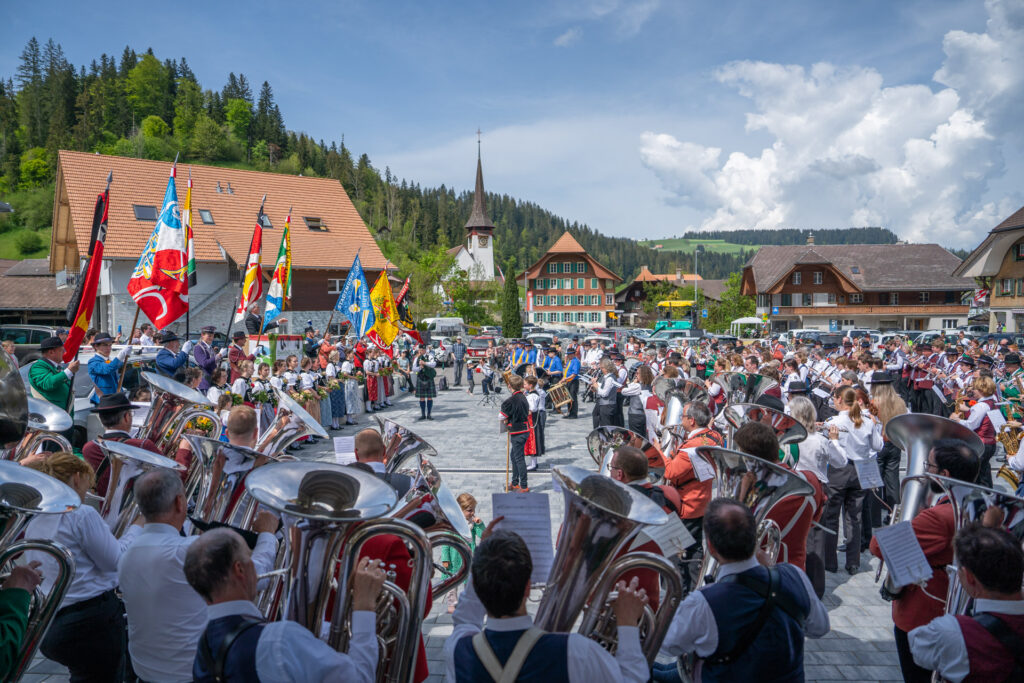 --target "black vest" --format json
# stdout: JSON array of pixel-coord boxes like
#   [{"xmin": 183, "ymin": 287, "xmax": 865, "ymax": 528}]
[{"xmin": 193, "ymin": 614, "xmax": 265, "ymax": 683}]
